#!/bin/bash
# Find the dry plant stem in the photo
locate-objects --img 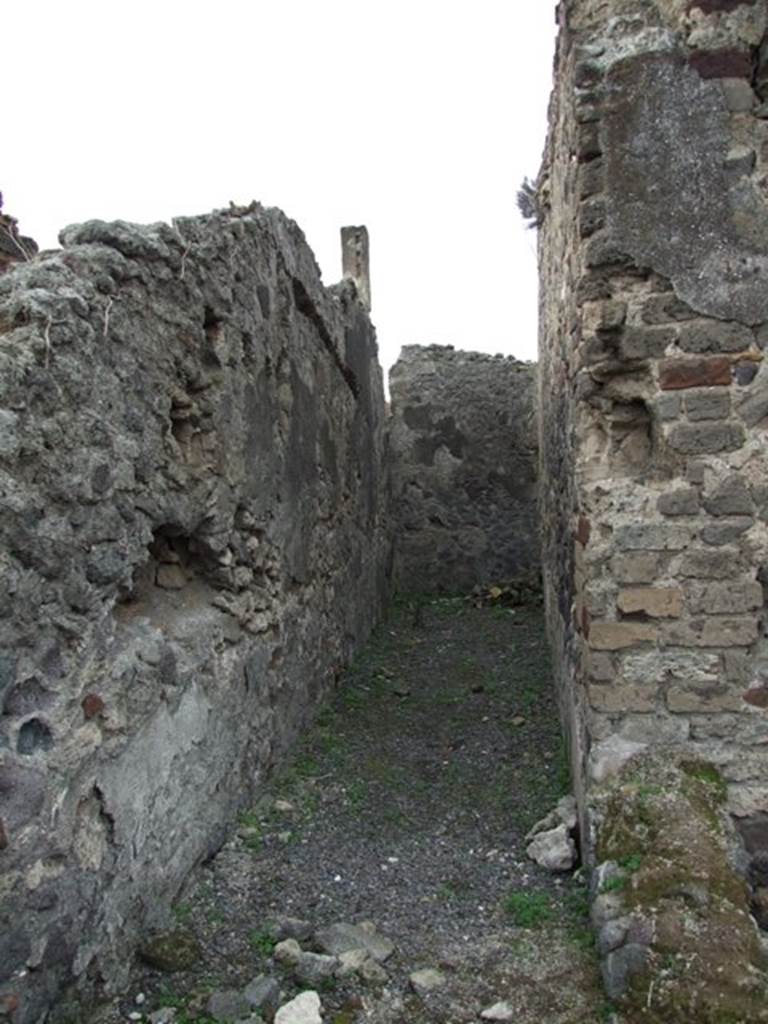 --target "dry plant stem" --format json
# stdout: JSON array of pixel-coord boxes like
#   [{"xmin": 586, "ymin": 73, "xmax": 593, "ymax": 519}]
[
  {"xmin": 102, "ymin": 297, "xmax": 114, "ymax": 339},
  {"xmin": 0, "ymin": 224, "xmax": 32, "ymax": 261}
]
